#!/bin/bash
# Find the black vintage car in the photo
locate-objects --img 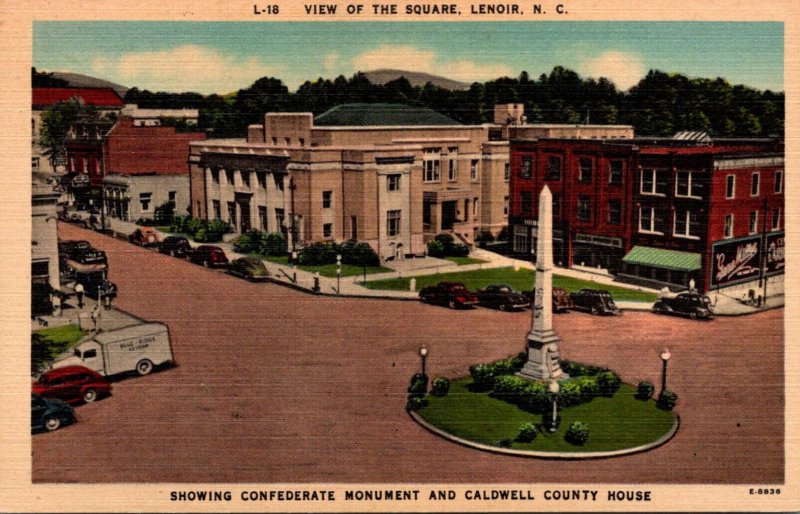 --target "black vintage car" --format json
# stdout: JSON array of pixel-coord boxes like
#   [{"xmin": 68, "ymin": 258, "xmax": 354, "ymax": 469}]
[
  {"xmin": 228, "ymin": 257, "xmax": 270, "ymax": 282},
  {"xmin": 31, "ymin": 393, "xmax": 76, "ymax": 433},
  {"xmin": 159, "ymin": 236, "xmax": 193, "ymax": 258},
  {"xmin": 569, "ymin": 289, "xmax": 620, "ymax": 315},
  {"xmin": 74, "ymin": 270, "xmax": 117, "ymax": 300},
  {"xmin": 653, "ymin": 292, "xmax": 713, "ymax": 320},
  {"xmin": 475, "ymin": 284, "xmax": 530, "ymax": 311},
  {"xmin": 59, "ymin": 240, "xmax": 107, "ymax": 266}
]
